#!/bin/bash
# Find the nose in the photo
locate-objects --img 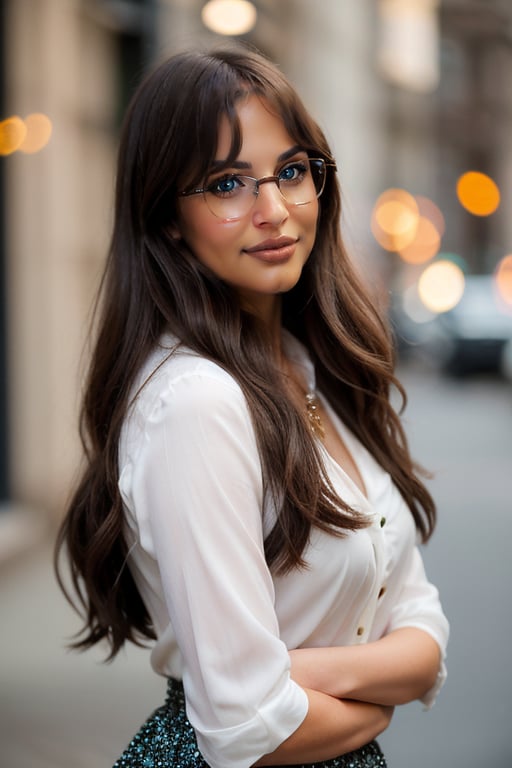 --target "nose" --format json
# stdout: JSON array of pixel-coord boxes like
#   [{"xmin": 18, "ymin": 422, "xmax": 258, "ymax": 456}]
[{"xmin": 252, "ymin": 179, "xmax": 289, "ymax": 227}]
